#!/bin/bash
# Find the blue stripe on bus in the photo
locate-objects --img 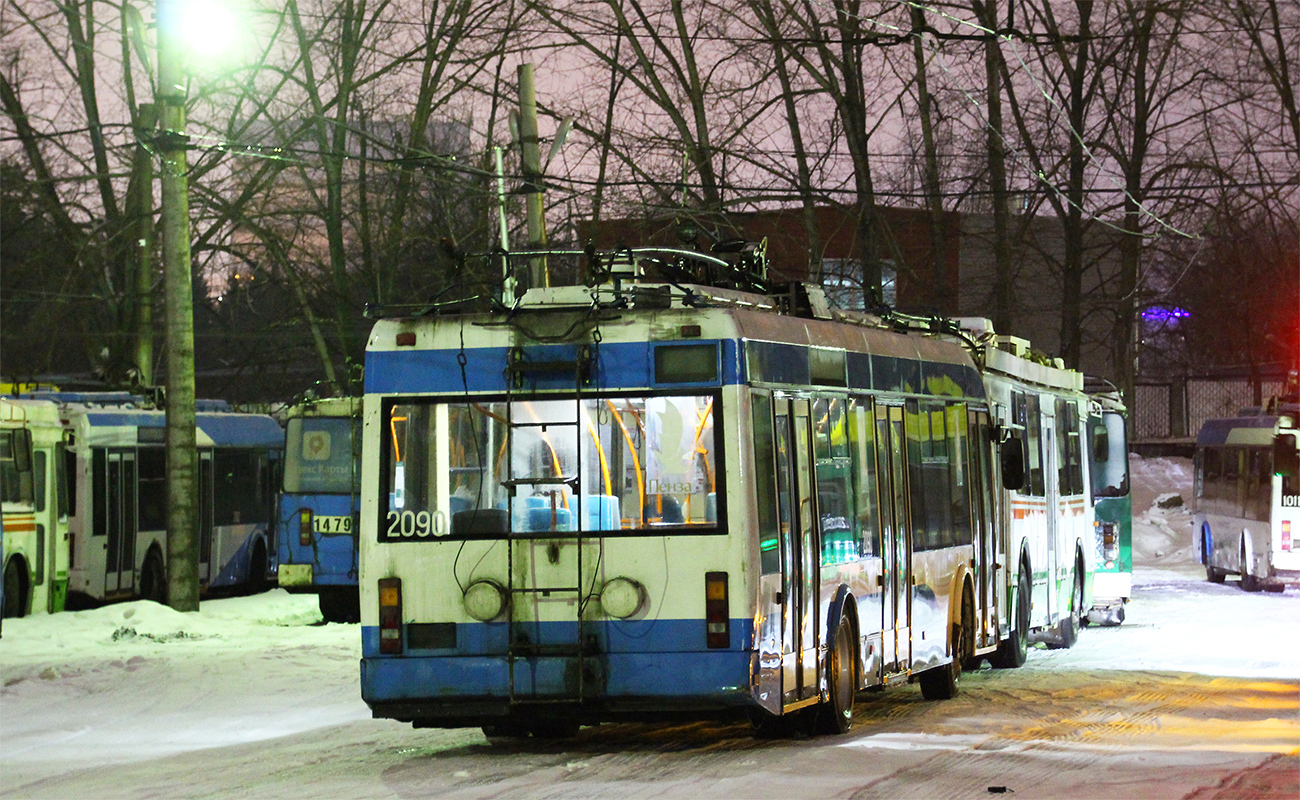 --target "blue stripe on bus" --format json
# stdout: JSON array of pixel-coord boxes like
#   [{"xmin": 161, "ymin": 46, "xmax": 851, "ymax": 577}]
[
  {"xmin": 82, "ymin": 411, "xmax": 283, "ymax": 447},
  {"xmin": 360, "ymin": 622, "xmax": 755, "ymax": 702},
  {"xmin": 365, "ymin": 340, "xmax": 742, "ymax": 394},
  {"xmin": 1196, "ymin": 415, "xmax": 1281, "ymax": 446},
  {"xmin": 196, "ymin": 415, "xmax": 284, "ymax": 447}
]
